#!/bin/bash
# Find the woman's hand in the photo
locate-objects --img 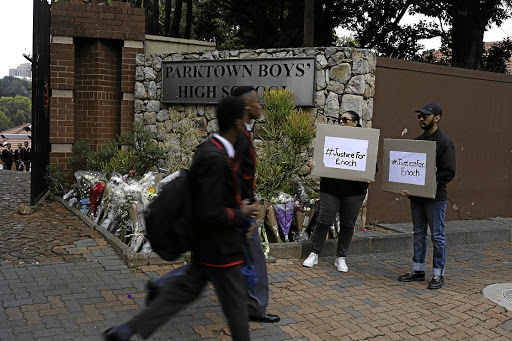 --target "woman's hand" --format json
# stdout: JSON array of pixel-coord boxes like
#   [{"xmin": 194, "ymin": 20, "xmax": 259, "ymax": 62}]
[{"xmin": 307, "ymin": 159, "xmax": 315, "ymax": 169}]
